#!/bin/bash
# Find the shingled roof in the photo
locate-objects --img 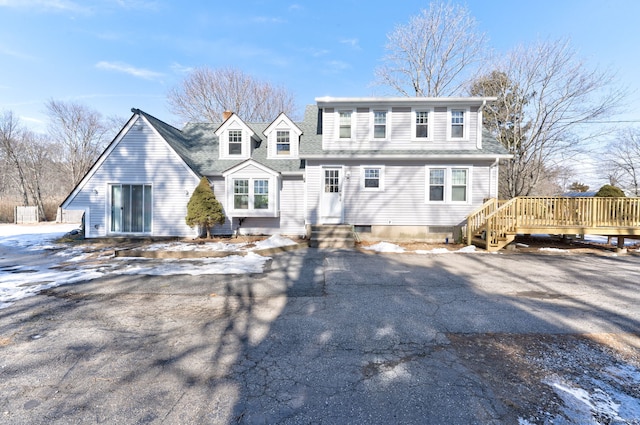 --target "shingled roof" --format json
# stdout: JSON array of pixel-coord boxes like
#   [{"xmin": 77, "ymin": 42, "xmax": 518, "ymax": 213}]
[{"xmin": 135, "ymin": 104, "xmax": 509, "ymax": 177}]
